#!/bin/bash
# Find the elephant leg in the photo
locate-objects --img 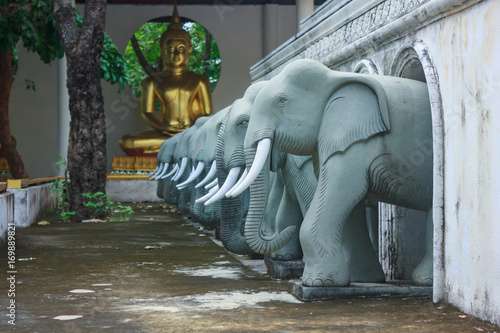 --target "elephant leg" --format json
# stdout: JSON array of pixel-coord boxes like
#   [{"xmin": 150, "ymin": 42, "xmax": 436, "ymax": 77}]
[
  {"xmin": 300, "ymin": 152, "xmax": 369, "ymax": 287},
  {"xmin": 270, "ymin": 187, "xmax": 303, "ymax": 261},
  {"xmin": 343, "ymin": 201, "xmax": 385, "ymax": 283},
  {"xmin": 411, "ymin": 208, "xmax": 433, "ymax": 285}
]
